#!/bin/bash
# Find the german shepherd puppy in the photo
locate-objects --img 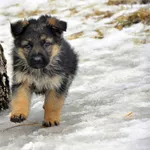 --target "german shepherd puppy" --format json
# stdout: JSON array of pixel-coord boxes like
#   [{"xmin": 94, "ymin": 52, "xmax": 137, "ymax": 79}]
[{"xmin": 10, "ymin": 15, "xmax": 78, "ymax": 127}]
